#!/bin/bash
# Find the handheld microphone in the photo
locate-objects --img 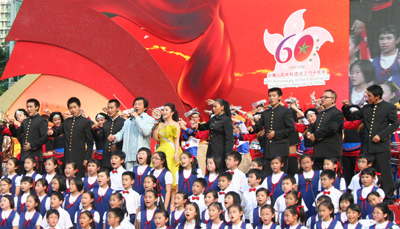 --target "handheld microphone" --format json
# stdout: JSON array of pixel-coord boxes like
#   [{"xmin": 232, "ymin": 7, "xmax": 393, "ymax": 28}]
[
  {"xmin": 151, "ymin": 116, "xmax": 164, "ymax": 131},
  {"xmin": 129, "ymin": 110, "xmax": 139, "ymax": 120}
]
